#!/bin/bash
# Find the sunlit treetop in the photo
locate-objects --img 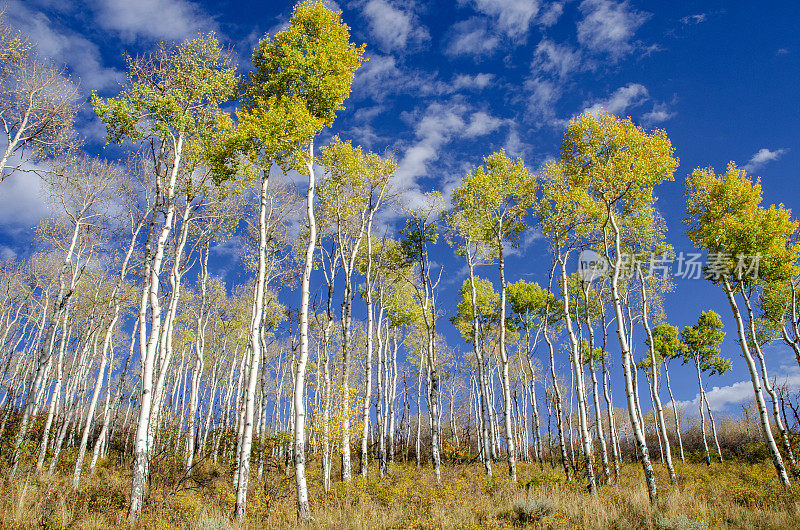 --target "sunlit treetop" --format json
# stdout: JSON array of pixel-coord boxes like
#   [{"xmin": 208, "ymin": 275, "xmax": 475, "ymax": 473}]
[
  {"xmin": 92, "ymin": 33, "xmax": 238, "ymax": 144},
  {"xmin": 318, "ymin": 136, "xmax": 395, "ymax": 228},
  {"xmin": 680, "ymin": 310, "xmax": 732, "ymax": 375},
  {"xmin": 506, "ymin": 279, "xmax": 549, "ymax": 324},
  {"xmin": 541, "ymin": 111, "xmax": 678, "ymax": 249},
  {"xmin": 560, "ymin": 111, "xmax": 678, "ymax": 211},
  {"xmin": 451, "ymin": 150, "xmax": 536, "ymax": 257},
  {"xmin": 640, "ymin": 322, "xmax": 682, "ymax": 370},
  {"xmin": 208, "ymin": 1, "xmax": 365, "ymax": 185},
  {"xmin": 684, "ymin": 162, "xmax": 800, "ymax": 287},
  {"xmin": 247, "ymin": 0, "xmax": 365, "ymax": 127}
]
